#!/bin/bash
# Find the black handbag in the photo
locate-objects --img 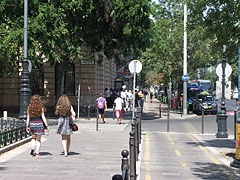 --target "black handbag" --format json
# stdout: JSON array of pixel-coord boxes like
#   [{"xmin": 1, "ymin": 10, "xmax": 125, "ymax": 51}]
[{"xmin": 69, "ymin": 119, "xmax": 78, "ymax": 131}]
